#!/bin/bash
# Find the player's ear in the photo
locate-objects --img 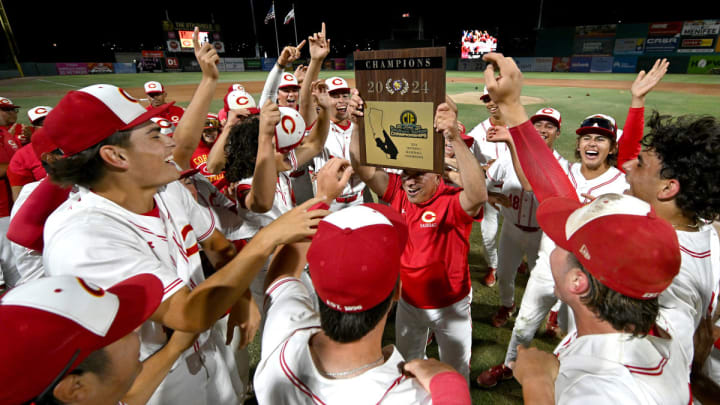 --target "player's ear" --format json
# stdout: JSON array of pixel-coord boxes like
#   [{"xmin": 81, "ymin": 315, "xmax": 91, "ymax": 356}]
[
  {"xmin": 658, "ymin": 178, "xmax": 681, "ymax": 201},
  {"xmin": 568, "ymin": 268, "xmax": 589, "ymax": 296},
  {"xmin": 99, "ymin": 144, "xmax": 130, "ymax": 170},
  {"xmin": 53, "ymin": 374, "xmax": 90, "ymax": 403}
]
